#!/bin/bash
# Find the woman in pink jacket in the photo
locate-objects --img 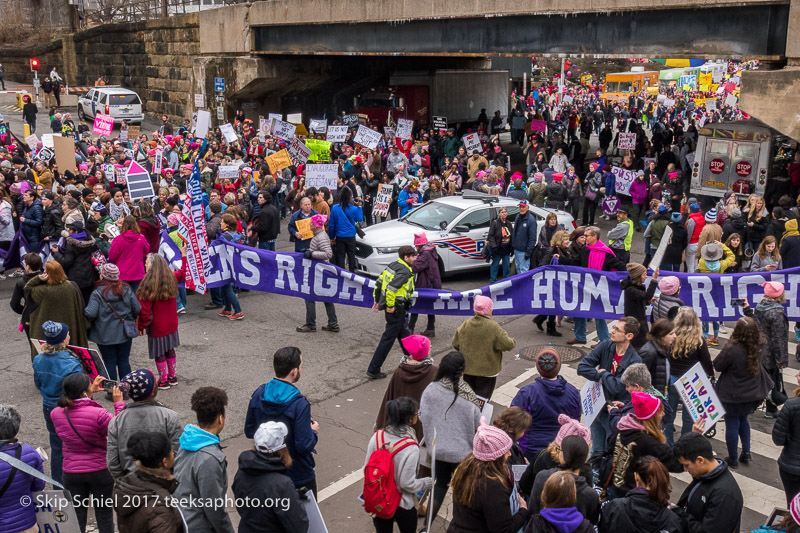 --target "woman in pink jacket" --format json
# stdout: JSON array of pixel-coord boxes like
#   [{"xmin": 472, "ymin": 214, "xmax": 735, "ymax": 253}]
[
  {"xmin": 108, "ymin": 215, "xmax": 150, "ymax": 292},
  {"xmin": 629, "ymin": 170, "xmax": 650, "ymax": 232},
  {"xmin": 51, "ymin": 372, "xmax": 124, "ymax": 533}
]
